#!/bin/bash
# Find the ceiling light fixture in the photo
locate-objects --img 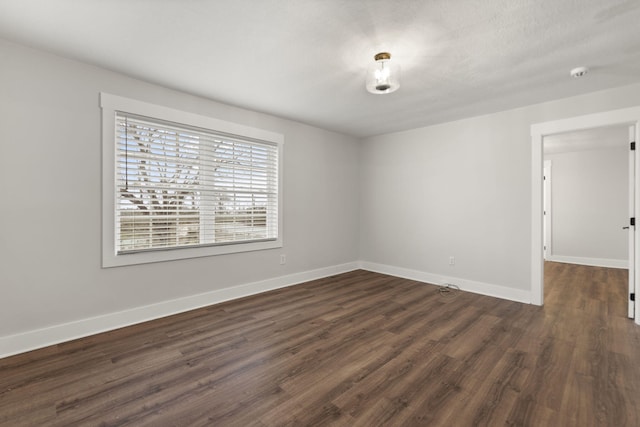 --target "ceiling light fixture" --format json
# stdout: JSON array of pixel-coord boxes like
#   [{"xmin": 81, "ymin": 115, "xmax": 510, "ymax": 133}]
[
  {"xmin": 570, "ymin": 66, "xmax": 588, "ymax": 78},
  {"xmin": 366, "ymin": 52, "xmax": 400, "ymax": 94}
]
